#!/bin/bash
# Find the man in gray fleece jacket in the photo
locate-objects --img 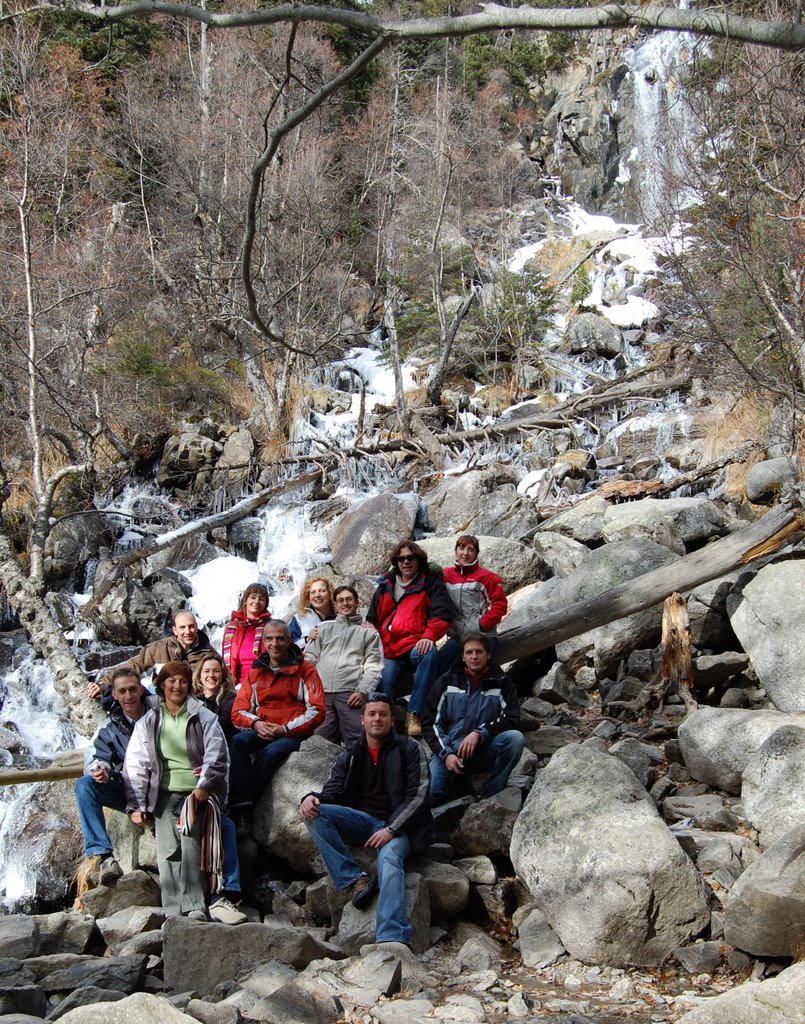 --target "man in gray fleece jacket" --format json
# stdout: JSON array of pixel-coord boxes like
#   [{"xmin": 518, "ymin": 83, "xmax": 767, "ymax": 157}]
[{"xmin": 305, "ymin": 585, "xmax": 383, "ymax": 746}]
